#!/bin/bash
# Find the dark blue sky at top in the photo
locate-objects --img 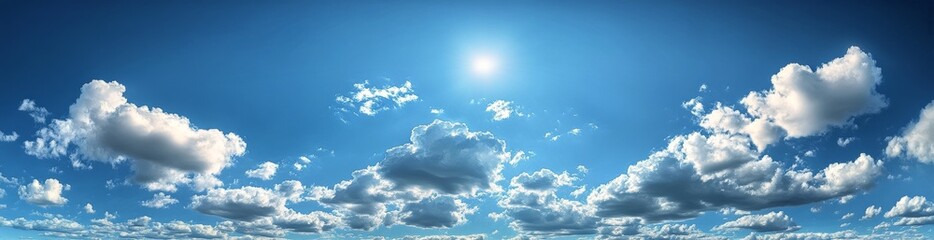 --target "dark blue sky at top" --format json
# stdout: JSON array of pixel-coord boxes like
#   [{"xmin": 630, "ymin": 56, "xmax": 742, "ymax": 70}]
[{"xmin": 0, "ymin": 1, "xmax": 932, "ymax": 239}]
